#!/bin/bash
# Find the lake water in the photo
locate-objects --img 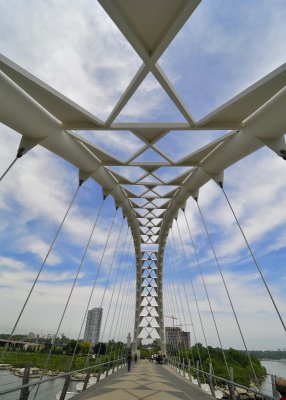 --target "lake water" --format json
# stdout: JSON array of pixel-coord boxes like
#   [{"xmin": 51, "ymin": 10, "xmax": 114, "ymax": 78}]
[
  {"xmin": 0, "ymin": 370, "xmax": 78, "ymax": 400},
  {"xmin": 0, "ymin": 368, "xmax": 111, "ymax": 400},
  {"xmin": 260, "ymin": 359, "xmax": 286, "ymax": 396}
]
